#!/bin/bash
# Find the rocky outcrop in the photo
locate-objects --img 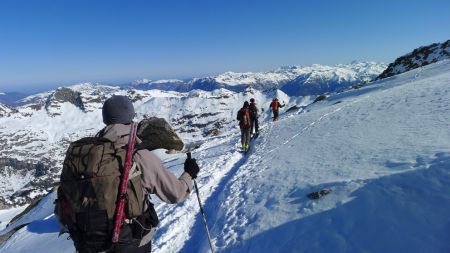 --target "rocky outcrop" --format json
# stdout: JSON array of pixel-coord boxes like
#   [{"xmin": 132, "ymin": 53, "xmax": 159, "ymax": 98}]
[
  {"xmin": 377, "ymin": 39, "xmax": 450, "ymax": 80},
  {"xmin": 0, "ymin": 102, "xmax": 11, "ymax": 116},
  {"xmin": 137, "ymin": 117, "xmax": 184, "ymax": 151},
  {"xmin": 0, "ymin": 158, "xmax": 53, "ymax": 208},
  {"xmin": 45, "ymin": 87, "xmax": 85, "ymax": 113}
]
